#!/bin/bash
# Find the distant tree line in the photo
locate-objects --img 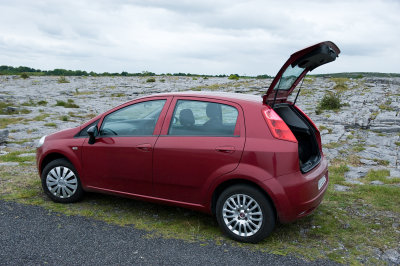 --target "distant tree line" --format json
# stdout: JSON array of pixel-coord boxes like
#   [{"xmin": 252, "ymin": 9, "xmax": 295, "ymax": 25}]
[
  {"xmin": 0, "ymin": 65, "xmax": 273, "ymax": 79},
  {"xmin": 312, "ymin": 72, "xmax": 400, "ymax": 78}
]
